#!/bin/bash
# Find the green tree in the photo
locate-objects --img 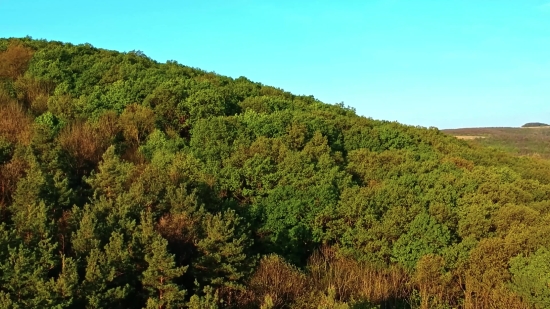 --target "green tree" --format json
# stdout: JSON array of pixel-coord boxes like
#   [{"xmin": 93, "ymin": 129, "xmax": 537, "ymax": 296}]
[
  {"xmin": 392, "ymin": 212, "xmax": 452, "ymax": 270},
  {"xmin": 81, "ymin": 232, "xmax": 135, "ymax": 308},
  {"xmin": 142, "ymin": 236, "xmax": 187, "ymax": 309},
  {"xmin": 187, "ymin": 286, "xmax": 220, "ymax": 309},
  {"xmin": 193, "ymin": 209, "xmax": 255, "ymax": 289},
  {"xmin": 86, "ymin": 145, "xmax": 135, "ymax": 200},
  {"xmin": 0, "ymin": 238, "xmax": 65, "ymax": 308},
  {"xmin": 509, "ymin": 247, "xmax": 550, "ymax": 309}
]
